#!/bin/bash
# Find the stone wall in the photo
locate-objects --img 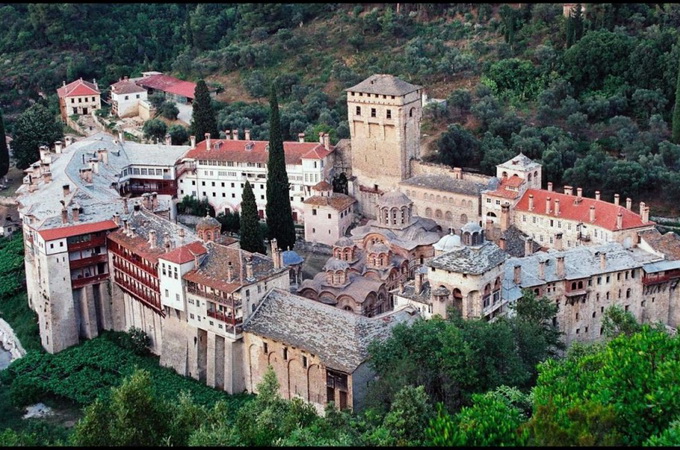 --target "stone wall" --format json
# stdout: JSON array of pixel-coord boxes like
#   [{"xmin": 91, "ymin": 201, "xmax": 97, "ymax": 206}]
[{"xmin": 0, "ymin": 318, "xmax": 26, "ymax": 362}]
